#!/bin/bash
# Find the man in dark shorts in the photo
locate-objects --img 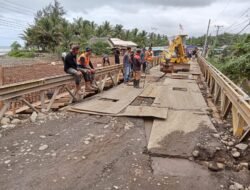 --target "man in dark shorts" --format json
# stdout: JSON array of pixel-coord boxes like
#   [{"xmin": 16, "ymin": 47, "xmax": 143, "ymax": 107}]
[
  {"xmin": 114, "ymin": 49, "xmax": 120, "ymax": 64},
  {"xmin": 64, "ymin": 45, "xmax": 84, "ymax": 95},
  {"xmin": 133, "ymin": 49, "xmax": 142, "ymax": 88}
]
